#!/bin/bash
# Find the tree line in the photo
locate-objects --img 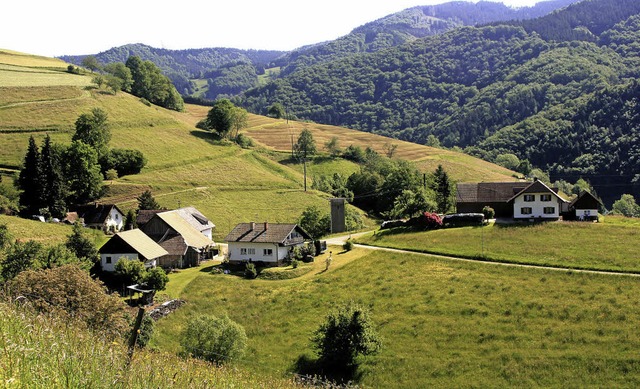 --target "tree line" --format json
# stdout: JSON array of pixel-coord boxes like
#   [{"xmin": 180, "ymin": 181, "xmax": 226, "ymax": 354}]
[{"xmin": 17, "ymin": 108, "xmax": 146, "ymax": 219}]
